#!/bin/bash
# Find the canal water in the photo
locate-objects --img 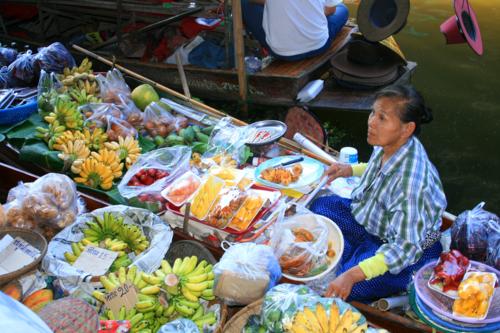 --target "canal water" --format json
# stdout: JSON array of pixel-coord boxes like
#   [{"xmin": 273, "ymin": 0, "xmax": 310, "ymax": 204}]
[{"xmin": 316, "ymin": 0, "xmax": 500, "ymax": 215}]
